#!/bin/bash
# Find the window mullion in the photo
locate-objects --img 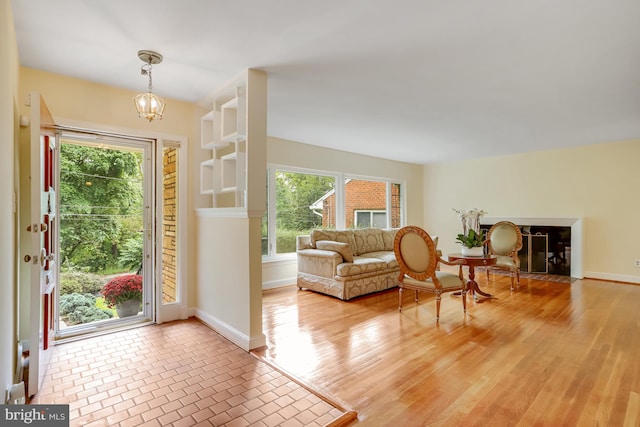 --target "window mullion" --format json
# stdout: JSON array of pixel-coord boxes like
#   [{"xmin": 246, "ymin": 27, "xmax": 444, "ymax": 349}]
[
  {"xmin": 268, "ymin": 168, "xmax": 277, "ymax": 255},
  {"xmin": 336, "ymin": 173, "xmax": 345, "ymax": 229}
]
